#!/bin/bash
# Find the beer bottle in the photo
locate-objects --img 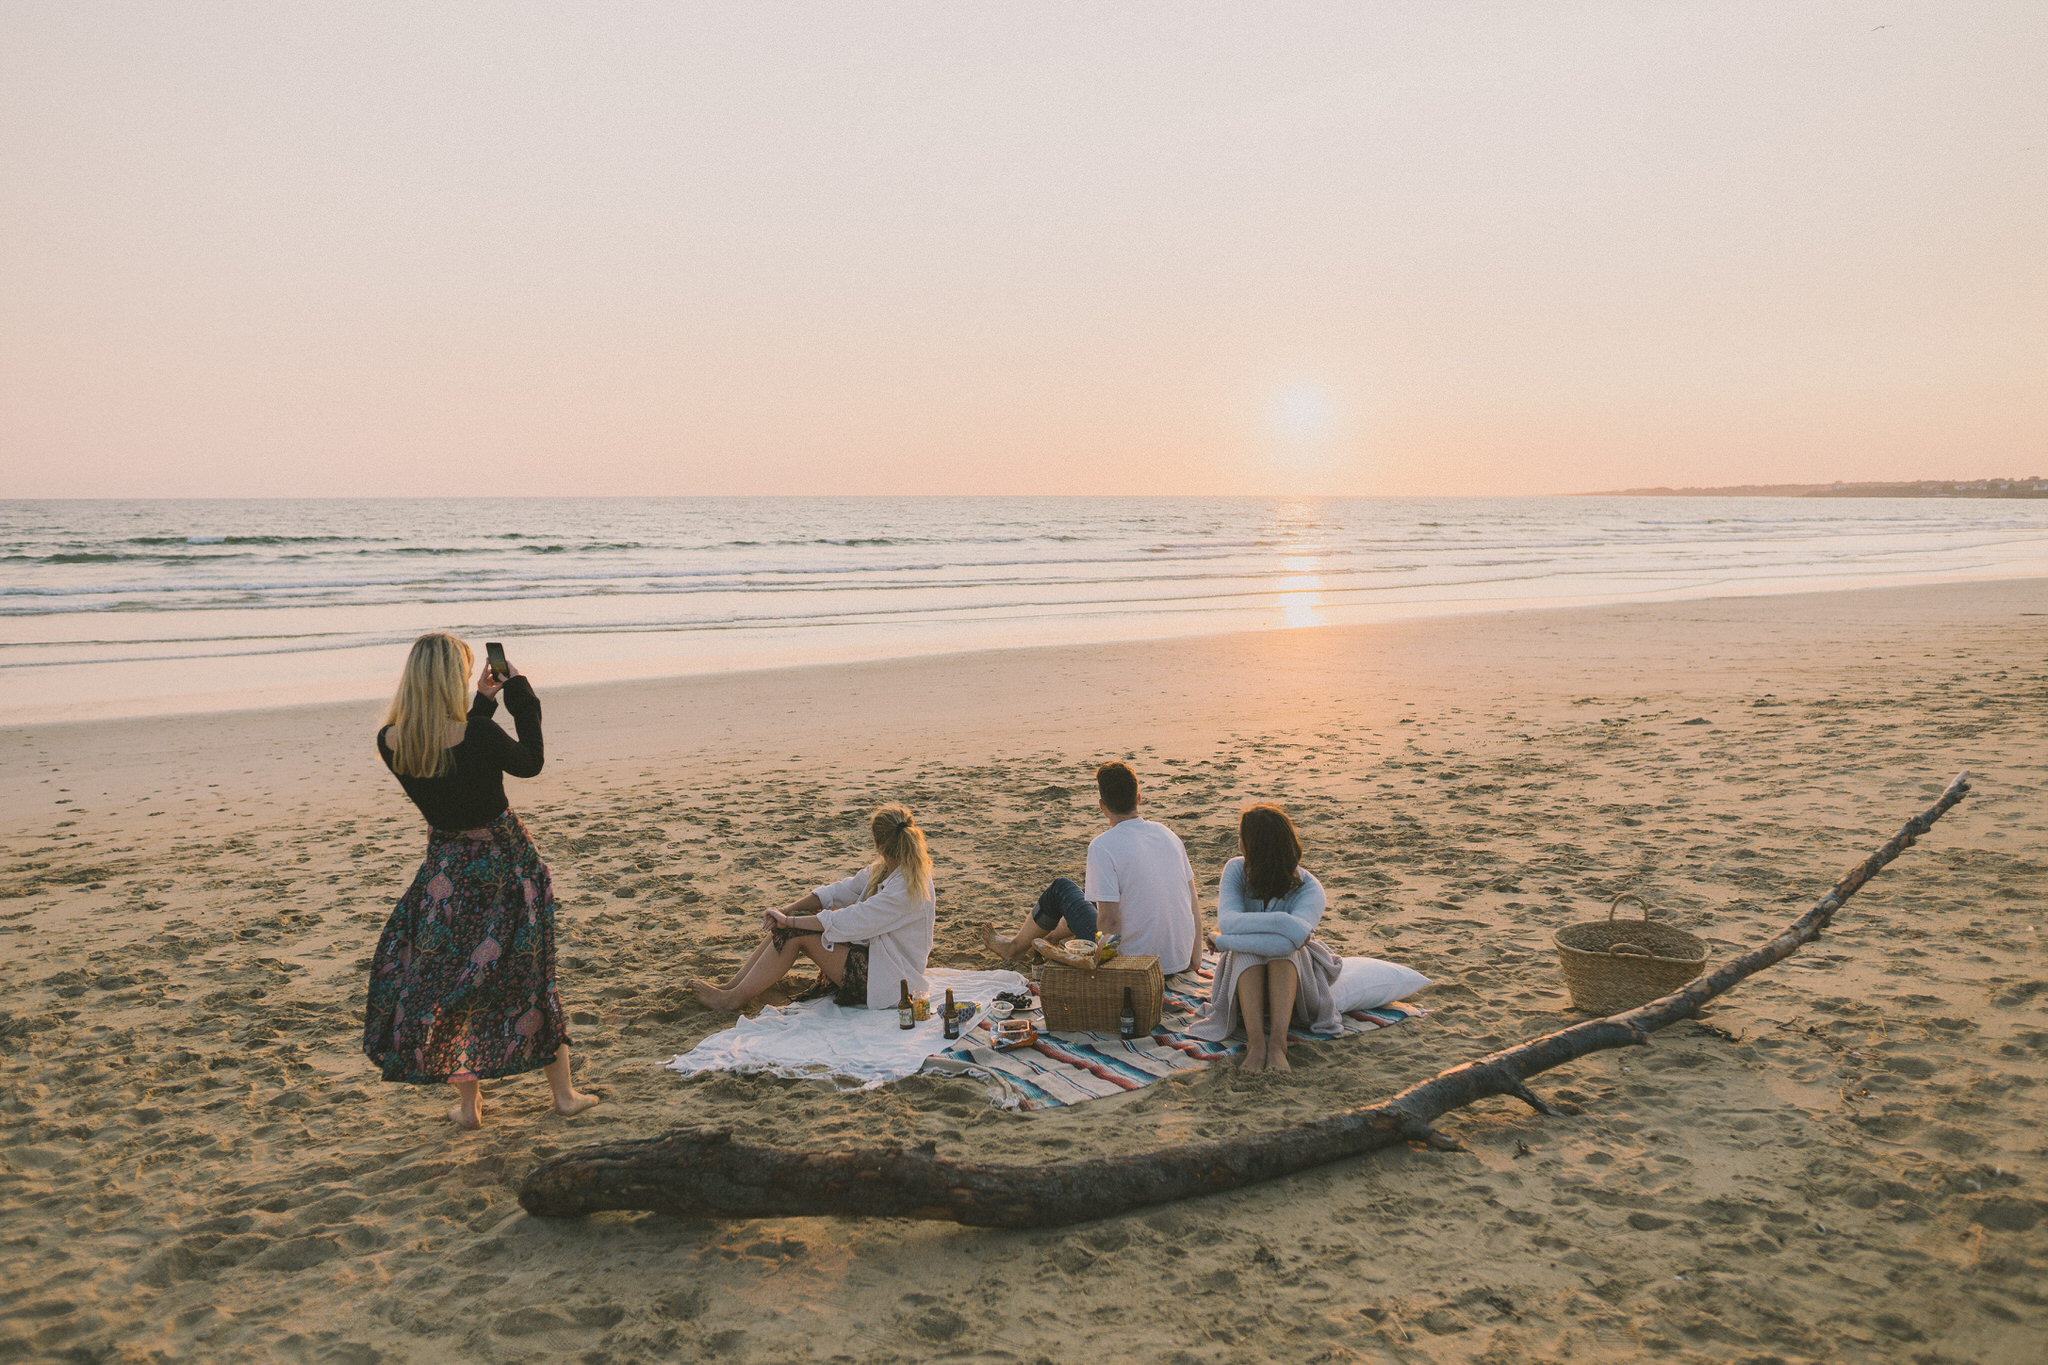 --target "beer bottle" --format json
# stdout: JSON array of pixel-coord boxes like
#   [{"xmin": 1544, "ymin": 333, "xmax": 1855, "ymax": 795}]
[
  {"xmin": 942, "ymin": 988, "xmax": 959, "ymax": 1040},
  {"xmin": 897, "ymin": 979, "xmax": 914, "ymax": 1030},
  {"xmin": 1119, "ymin": 986, "xmax": 1139, "ymax": 1040}
]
